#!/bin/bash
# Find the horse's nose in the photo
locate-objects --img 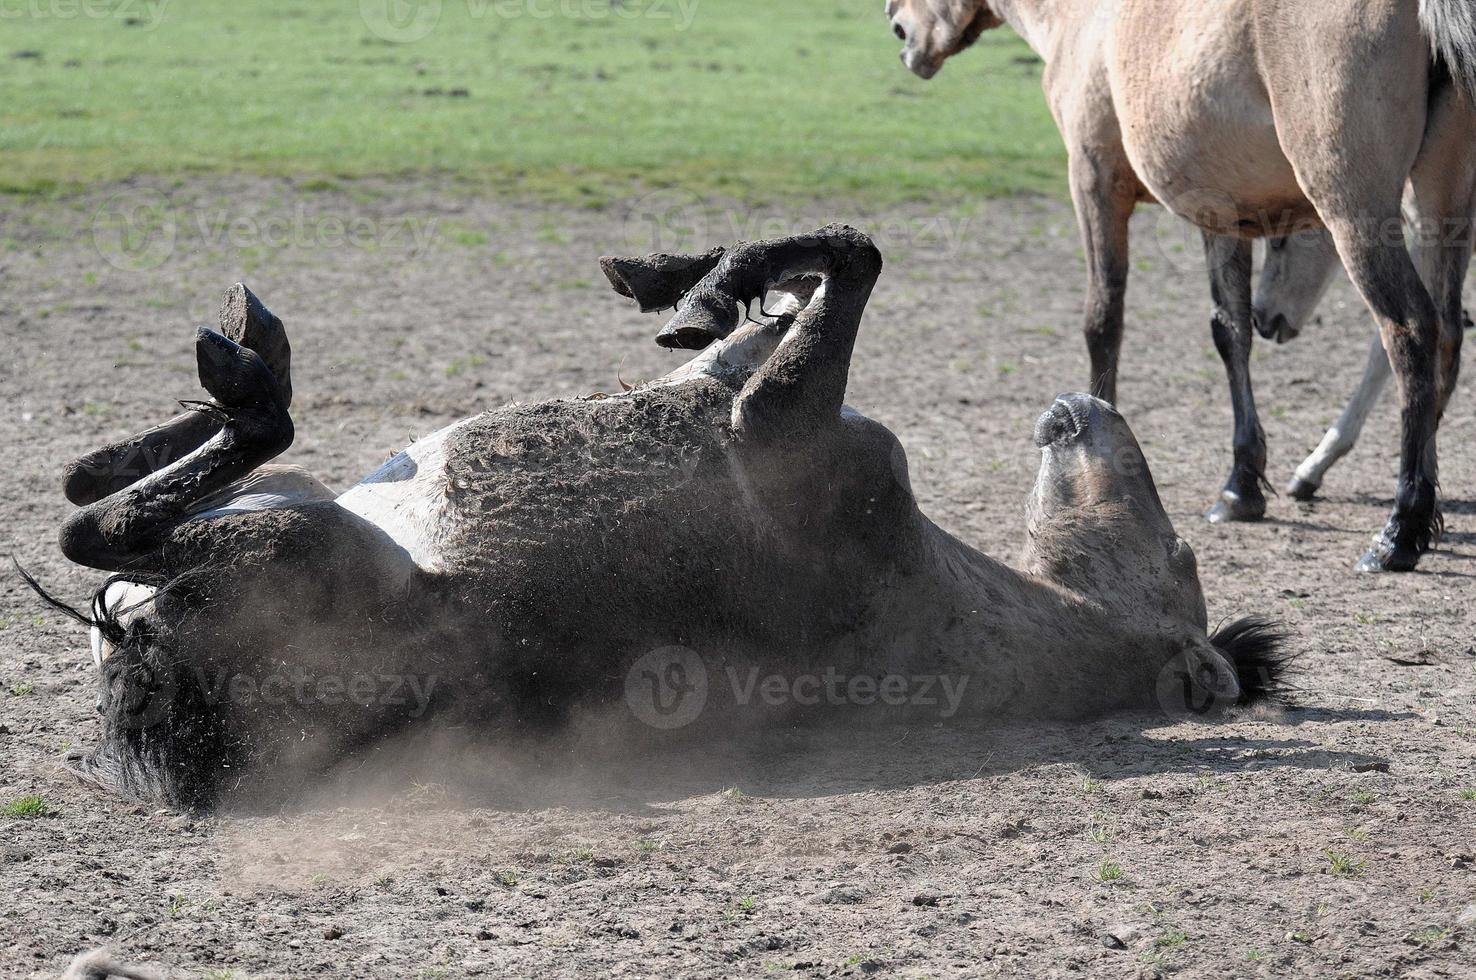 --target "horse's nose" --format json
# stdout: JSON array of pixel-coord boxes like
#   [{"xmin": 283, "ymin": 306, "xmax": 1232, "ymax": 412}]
[{"xmin": 892, "ymin": 18, "xmax": 908, "ymax": 42}]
